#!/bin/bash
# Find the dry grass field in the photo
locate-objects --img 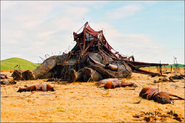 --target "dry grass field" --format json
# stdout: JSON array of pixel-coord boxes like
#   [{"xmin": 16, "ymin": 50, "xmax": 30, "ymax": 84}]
[{"xmin": 1, "ymin": 68, "xmax": 184, "ymax": 122}]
